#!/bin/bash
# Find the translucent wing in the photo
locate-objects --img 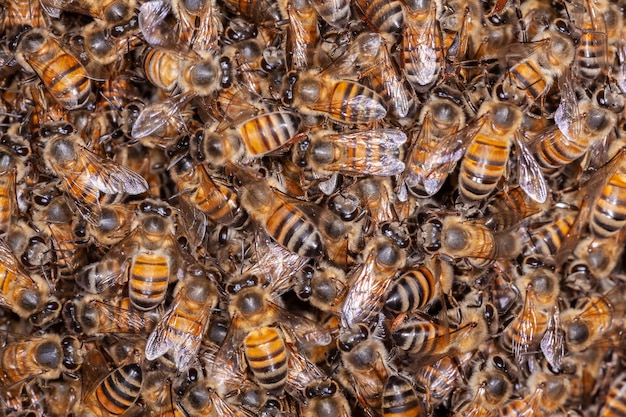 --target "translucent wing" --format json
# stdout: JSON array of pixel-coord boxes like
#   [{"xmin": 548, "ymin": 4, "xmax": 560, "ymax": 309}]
[
  {"xmin": 514, "ymin": 132, "xmax": 547, "ymax": 204},
  {"xmin": 131, "ymin": 93, "xmax": 194, "ymax": 141},
  {"xmin": 77, "ymin": 149, "xmax": 149, "ymax": 195},
  {"xmin": 91, "ymin": 298, "xmax": 155, "ymax": 334},
  {"xmin": 138, "ymin": 0, "xmax": 178, "ymax": 48},
  {"xmin": 177, "ymin": 196, "xmax": 208, "ymax": 249}
]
